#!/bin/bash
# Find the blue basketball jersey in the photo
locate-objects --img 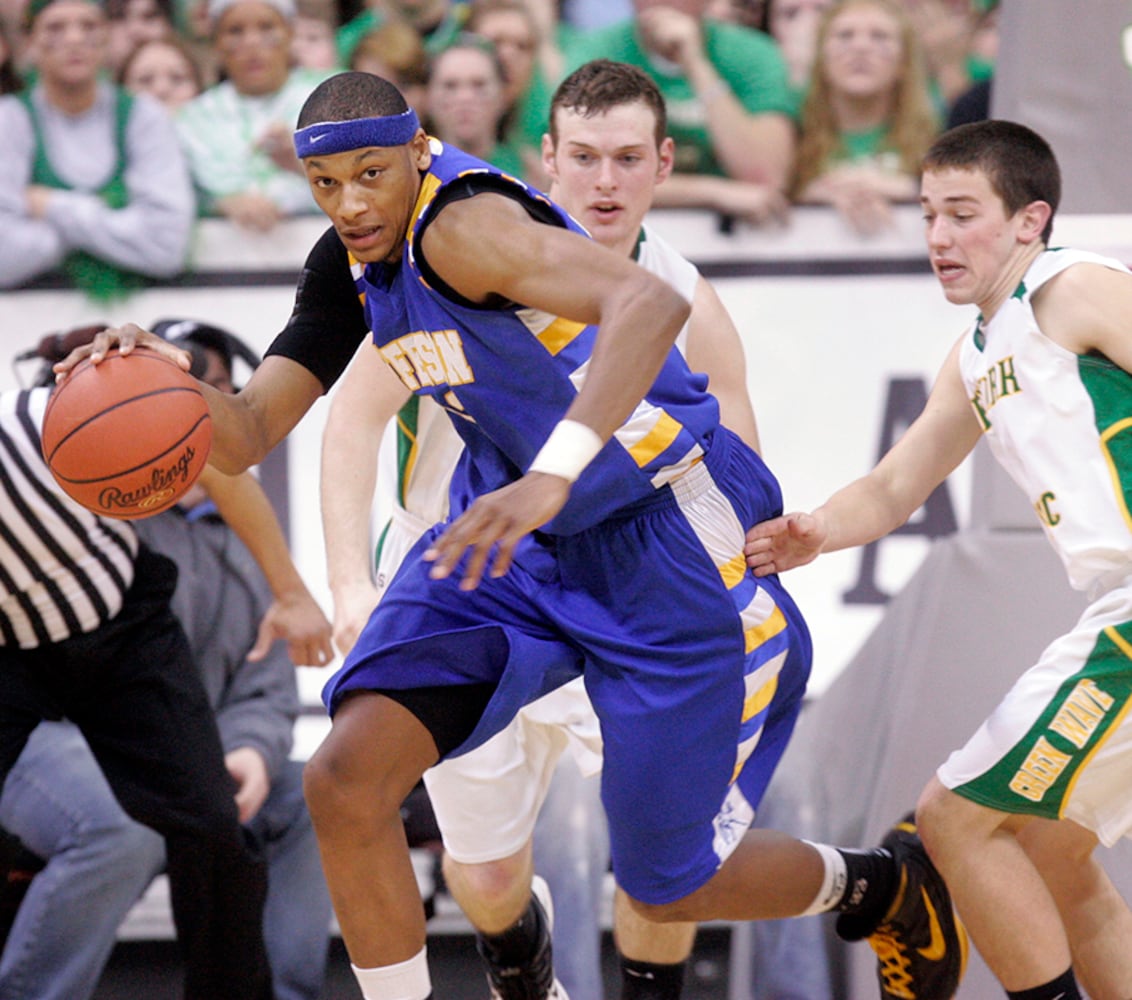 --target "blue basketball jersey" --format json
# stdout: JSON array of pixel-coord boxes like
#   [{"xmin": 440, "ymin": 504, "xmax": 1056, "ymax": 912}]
[{"xmin": 352, "ymin": 140, "xmax": 727, "ymax": 535}]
